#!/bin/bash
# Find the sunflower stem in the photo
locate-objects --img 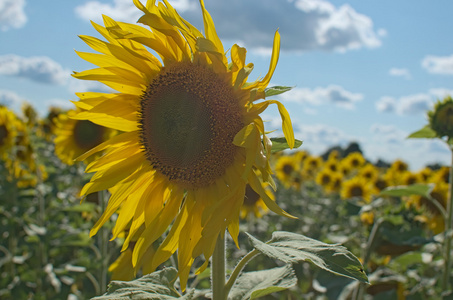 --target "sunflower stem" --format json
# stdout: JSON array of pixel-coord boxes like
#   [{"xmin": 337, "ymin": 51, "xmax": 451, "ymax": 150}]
[
  {"xmin": 211, "ymin": 234, "xmax": 226, "ymax": 300},
  {"xmin": 224, "ymin": 248, "xmax": 260, "ymax": 295},
  {"xmin": 442, "ymin": 143, "xmax": 453, "ymax": 291}
]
